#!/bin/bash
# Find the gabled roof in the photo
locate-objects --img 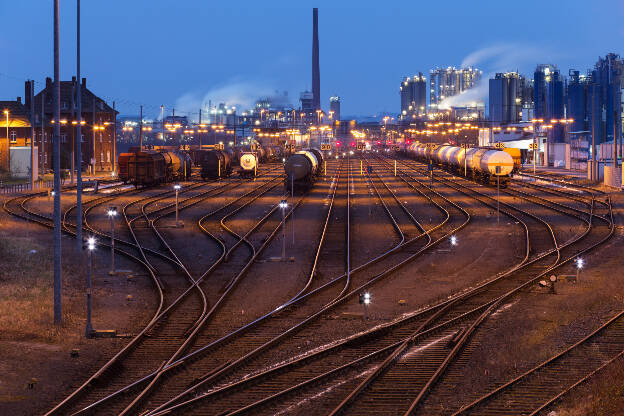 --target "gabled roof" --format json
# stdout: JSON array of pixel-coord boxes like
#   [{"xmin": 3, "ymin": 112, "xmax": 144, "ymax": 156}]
[
  {"xmin": 34, "ymin": 79, "xmax": 116, "ymax": 115},
  {"xmin": 0, "ymin": 100, "xmax": 31, "ymax": 128}
]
